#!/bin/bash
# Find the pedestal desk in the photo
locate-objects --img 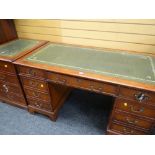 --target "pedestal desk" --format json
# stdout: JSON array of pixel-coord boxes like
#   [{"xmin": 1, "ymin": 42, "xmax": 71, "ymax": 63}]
[{"xmin": 14, "ymin": 43, "xmax": 155, "ymax": 135}]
